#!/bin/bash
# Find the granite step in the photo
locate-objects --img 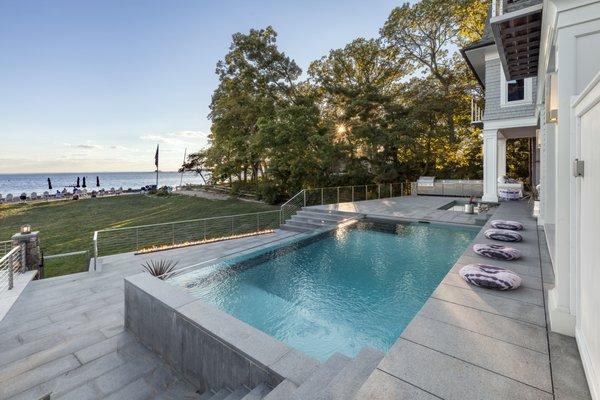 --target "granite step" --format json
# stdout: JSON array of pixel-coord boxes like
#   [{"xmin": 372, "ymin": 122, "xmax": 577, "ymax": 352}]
[
  {"xmin": 210, "ymin": 388, "xmax": 232, "ymax": 400},
  {"xmin": 290, "ymin": 353, "xmax": 351, "ymax": 400},
  {"xmin": 291, "ymin": 215, "xmax": 344, "ymax": 225},
  {"xmin": 295, "ymin": 211, "xmax": 349, "ymax": 221},
  {"xmin": 279, "ymin": 224, "xmax": 313, "ymax": 233},
  {"xmin": 319, "ymin": 347, "xmax": 385, "ymax": 400},
  {"xmin": 263, "ymin": 379, "xmax": 298, "ymax": 400},
  {"xmin": 241, "ymin": 383, "xmax": 271, "ymax": 400},
  {"xmin": 285, "ymin": 220, "xmax": 331, "ymax": 230},
  {"xmin": 224, "ymin": 386, "xmax": 250, "ymax": 400}
]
